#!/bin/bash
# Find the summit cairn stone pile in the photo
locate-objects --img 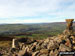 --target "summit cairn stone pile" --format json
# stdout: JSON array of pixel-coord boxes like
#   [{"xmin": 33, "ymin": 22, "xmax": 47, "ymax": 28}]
[
  {"xmin": 63, "ymin": 19, "xmax": 75, "ymax": 50},
  {"xmin": 63, "ymin": 19, "xmax": 74, "ymax": 35},
  {"xmin": 1, "ymin": 19, "xmax": 75, "ymax": 56}
]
